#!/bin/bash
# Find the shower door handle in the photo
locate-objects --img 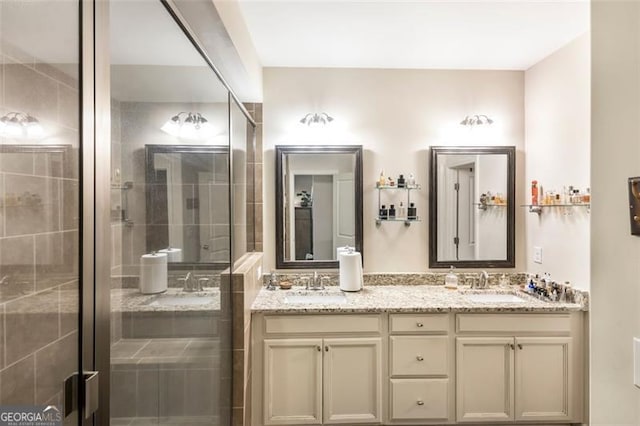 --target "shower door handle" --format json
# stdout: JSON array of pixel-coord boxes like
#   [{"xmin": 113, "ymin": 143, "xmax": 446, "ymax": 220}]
[{"xmin": 63, "ymin": 371, "xmax": 100, "ymax": 419}]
